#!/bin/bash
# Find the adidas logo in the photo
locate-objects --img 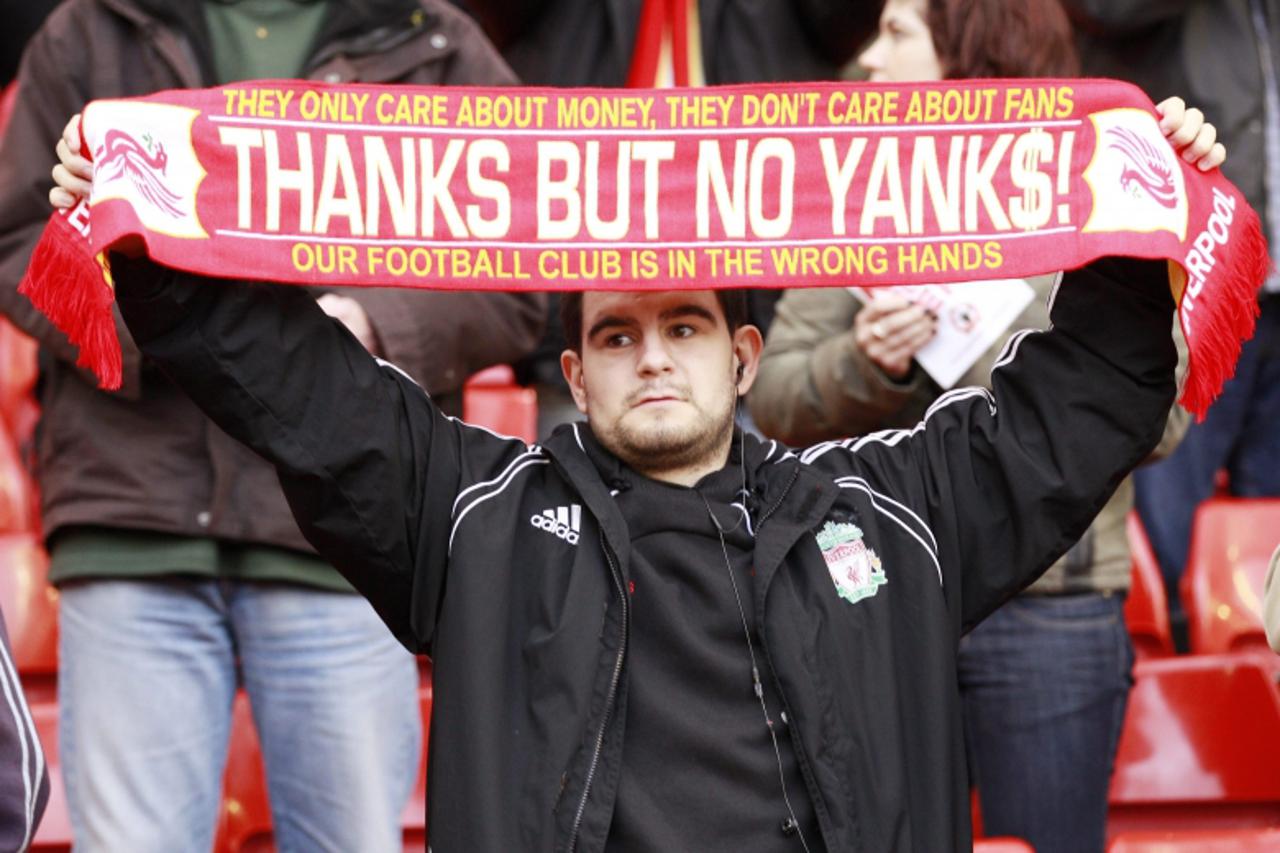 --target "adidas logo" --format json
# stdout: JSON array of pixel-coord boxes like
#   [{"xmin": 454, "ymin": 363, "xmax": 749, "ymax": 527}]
[{"xmin": 530, "ymin": 504, "xmax": 581, "ymax": 545}]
